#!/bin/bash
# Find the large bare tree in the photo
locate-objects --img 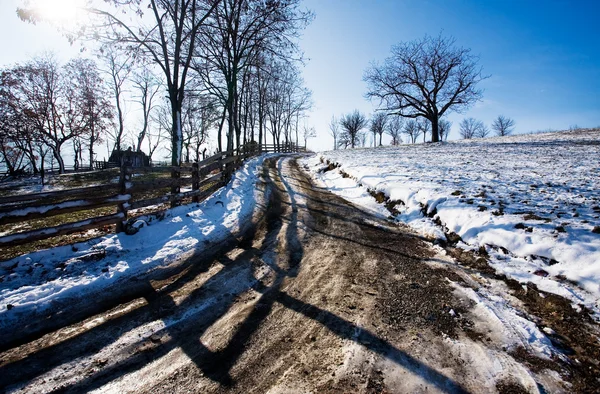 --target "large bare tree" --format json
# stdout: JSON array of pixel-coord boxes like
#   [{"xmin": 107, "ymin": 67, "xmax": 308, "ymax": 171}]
[
  {"xmin": 7, "ymin": 54, "xmax": 79, "ymax": 173},
  {"xmin": 364, "ymin": 34, "xmax": 488, "ymax": 142}
]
